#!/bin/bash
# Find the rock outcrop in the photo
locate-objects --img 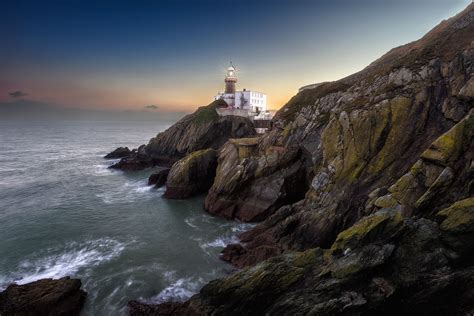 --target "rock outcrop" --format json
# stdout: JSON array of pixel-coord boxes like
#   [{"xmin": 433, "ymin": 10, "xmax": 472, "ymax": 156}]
[
  {"xmin": 0, "ymin": 277, "xmax": 86, "ymax": 316},
  {"xmin": 107, "ymin": 100, "xmax": 256, "ymax": 170},
  {"xmin": 204, "ymin": 138, "xmax": 310, "ymax": 222},
  {"xmin": 104, "ymin": 146, "xmax": 132, "ymax": 159},
  {"xmin": 164, "ymin": 149, "xmax": 218, "ymax": 199},
  {"xmin": 132, "ymin": 4, "xmax": 474, "ymax": 315},
  {"xmin": 148, "ymin": 168, "xmax": 170, "ymax": 188}
]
